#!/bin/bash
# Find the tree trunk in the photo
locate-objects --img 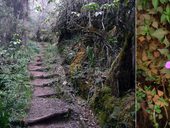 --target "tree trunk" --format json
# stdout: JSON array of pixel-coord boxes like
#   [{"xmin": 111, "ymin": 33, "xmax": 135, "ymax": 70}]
[{"xmin": 106, "ymin": 34, "xmax": 135, "ymax": 97}]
